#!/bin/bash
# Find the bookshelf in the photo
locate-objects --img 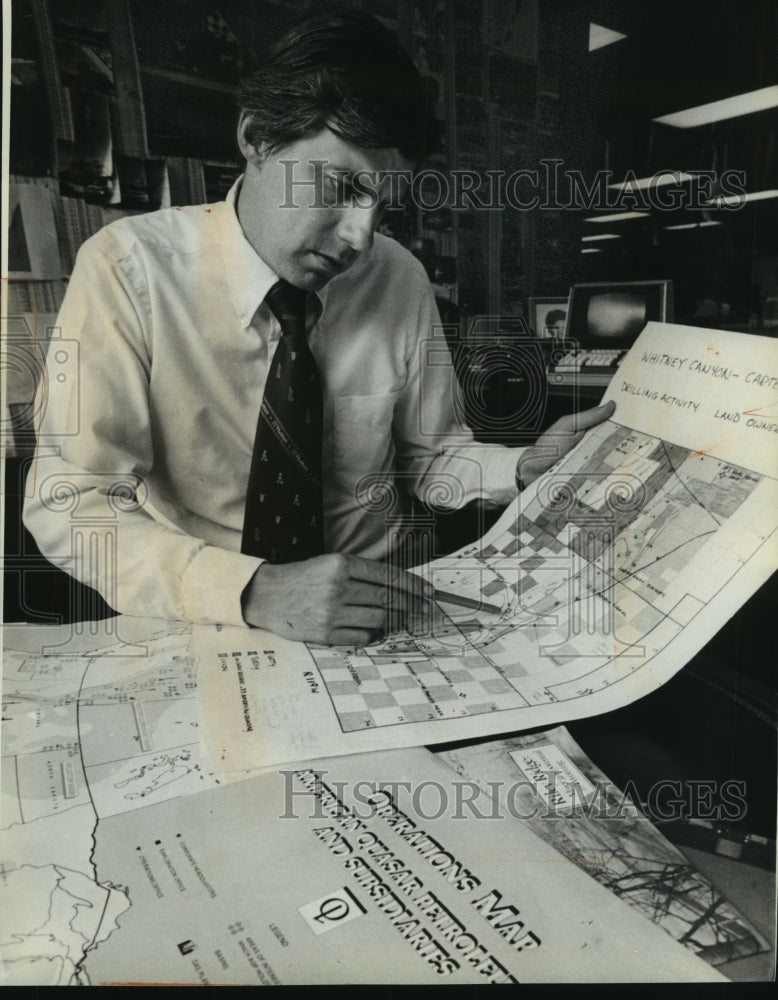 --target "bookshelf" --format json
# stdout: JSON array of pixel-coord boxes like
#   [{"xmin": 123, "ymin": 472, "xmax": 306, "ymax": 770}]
[{"xmin": 8, "ymin": 0, "xmax": 546, "ymax": 333}]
